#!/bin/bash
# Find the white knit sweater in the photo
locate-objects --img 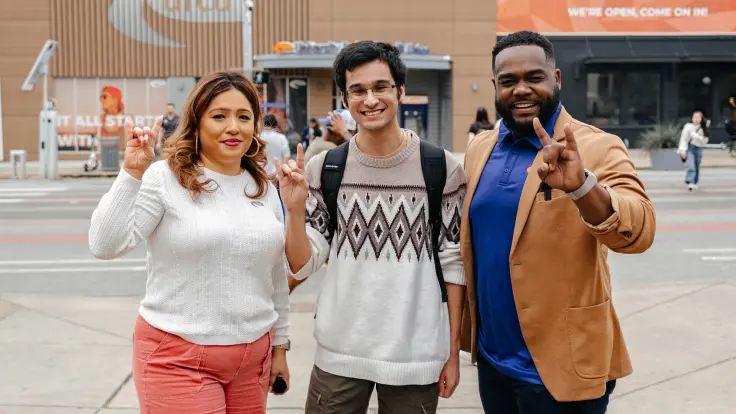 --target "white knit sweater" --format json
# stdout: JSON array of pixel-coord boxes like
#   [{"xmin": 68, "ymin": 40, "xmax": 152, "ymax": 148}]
[
  {"xmin": 292, "ymin": 133, "xmax": 467, "ymax": 386},
  {"xmin": 89, "ymin": 161, "xmax": 289, "ymax": 346}
]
